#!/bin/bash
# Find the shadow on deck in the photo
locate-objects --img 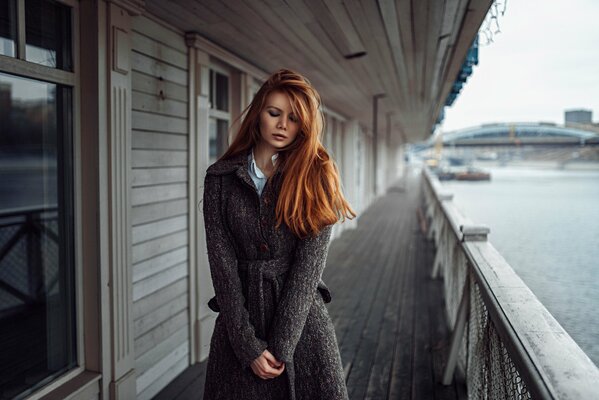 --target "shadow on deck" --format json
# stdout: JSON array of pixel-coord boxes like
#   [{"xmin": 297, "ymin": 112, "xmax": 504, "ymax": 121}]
[{"xmin": 153, "ymin": 168, "xmax": 466, "ymax": 400}]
